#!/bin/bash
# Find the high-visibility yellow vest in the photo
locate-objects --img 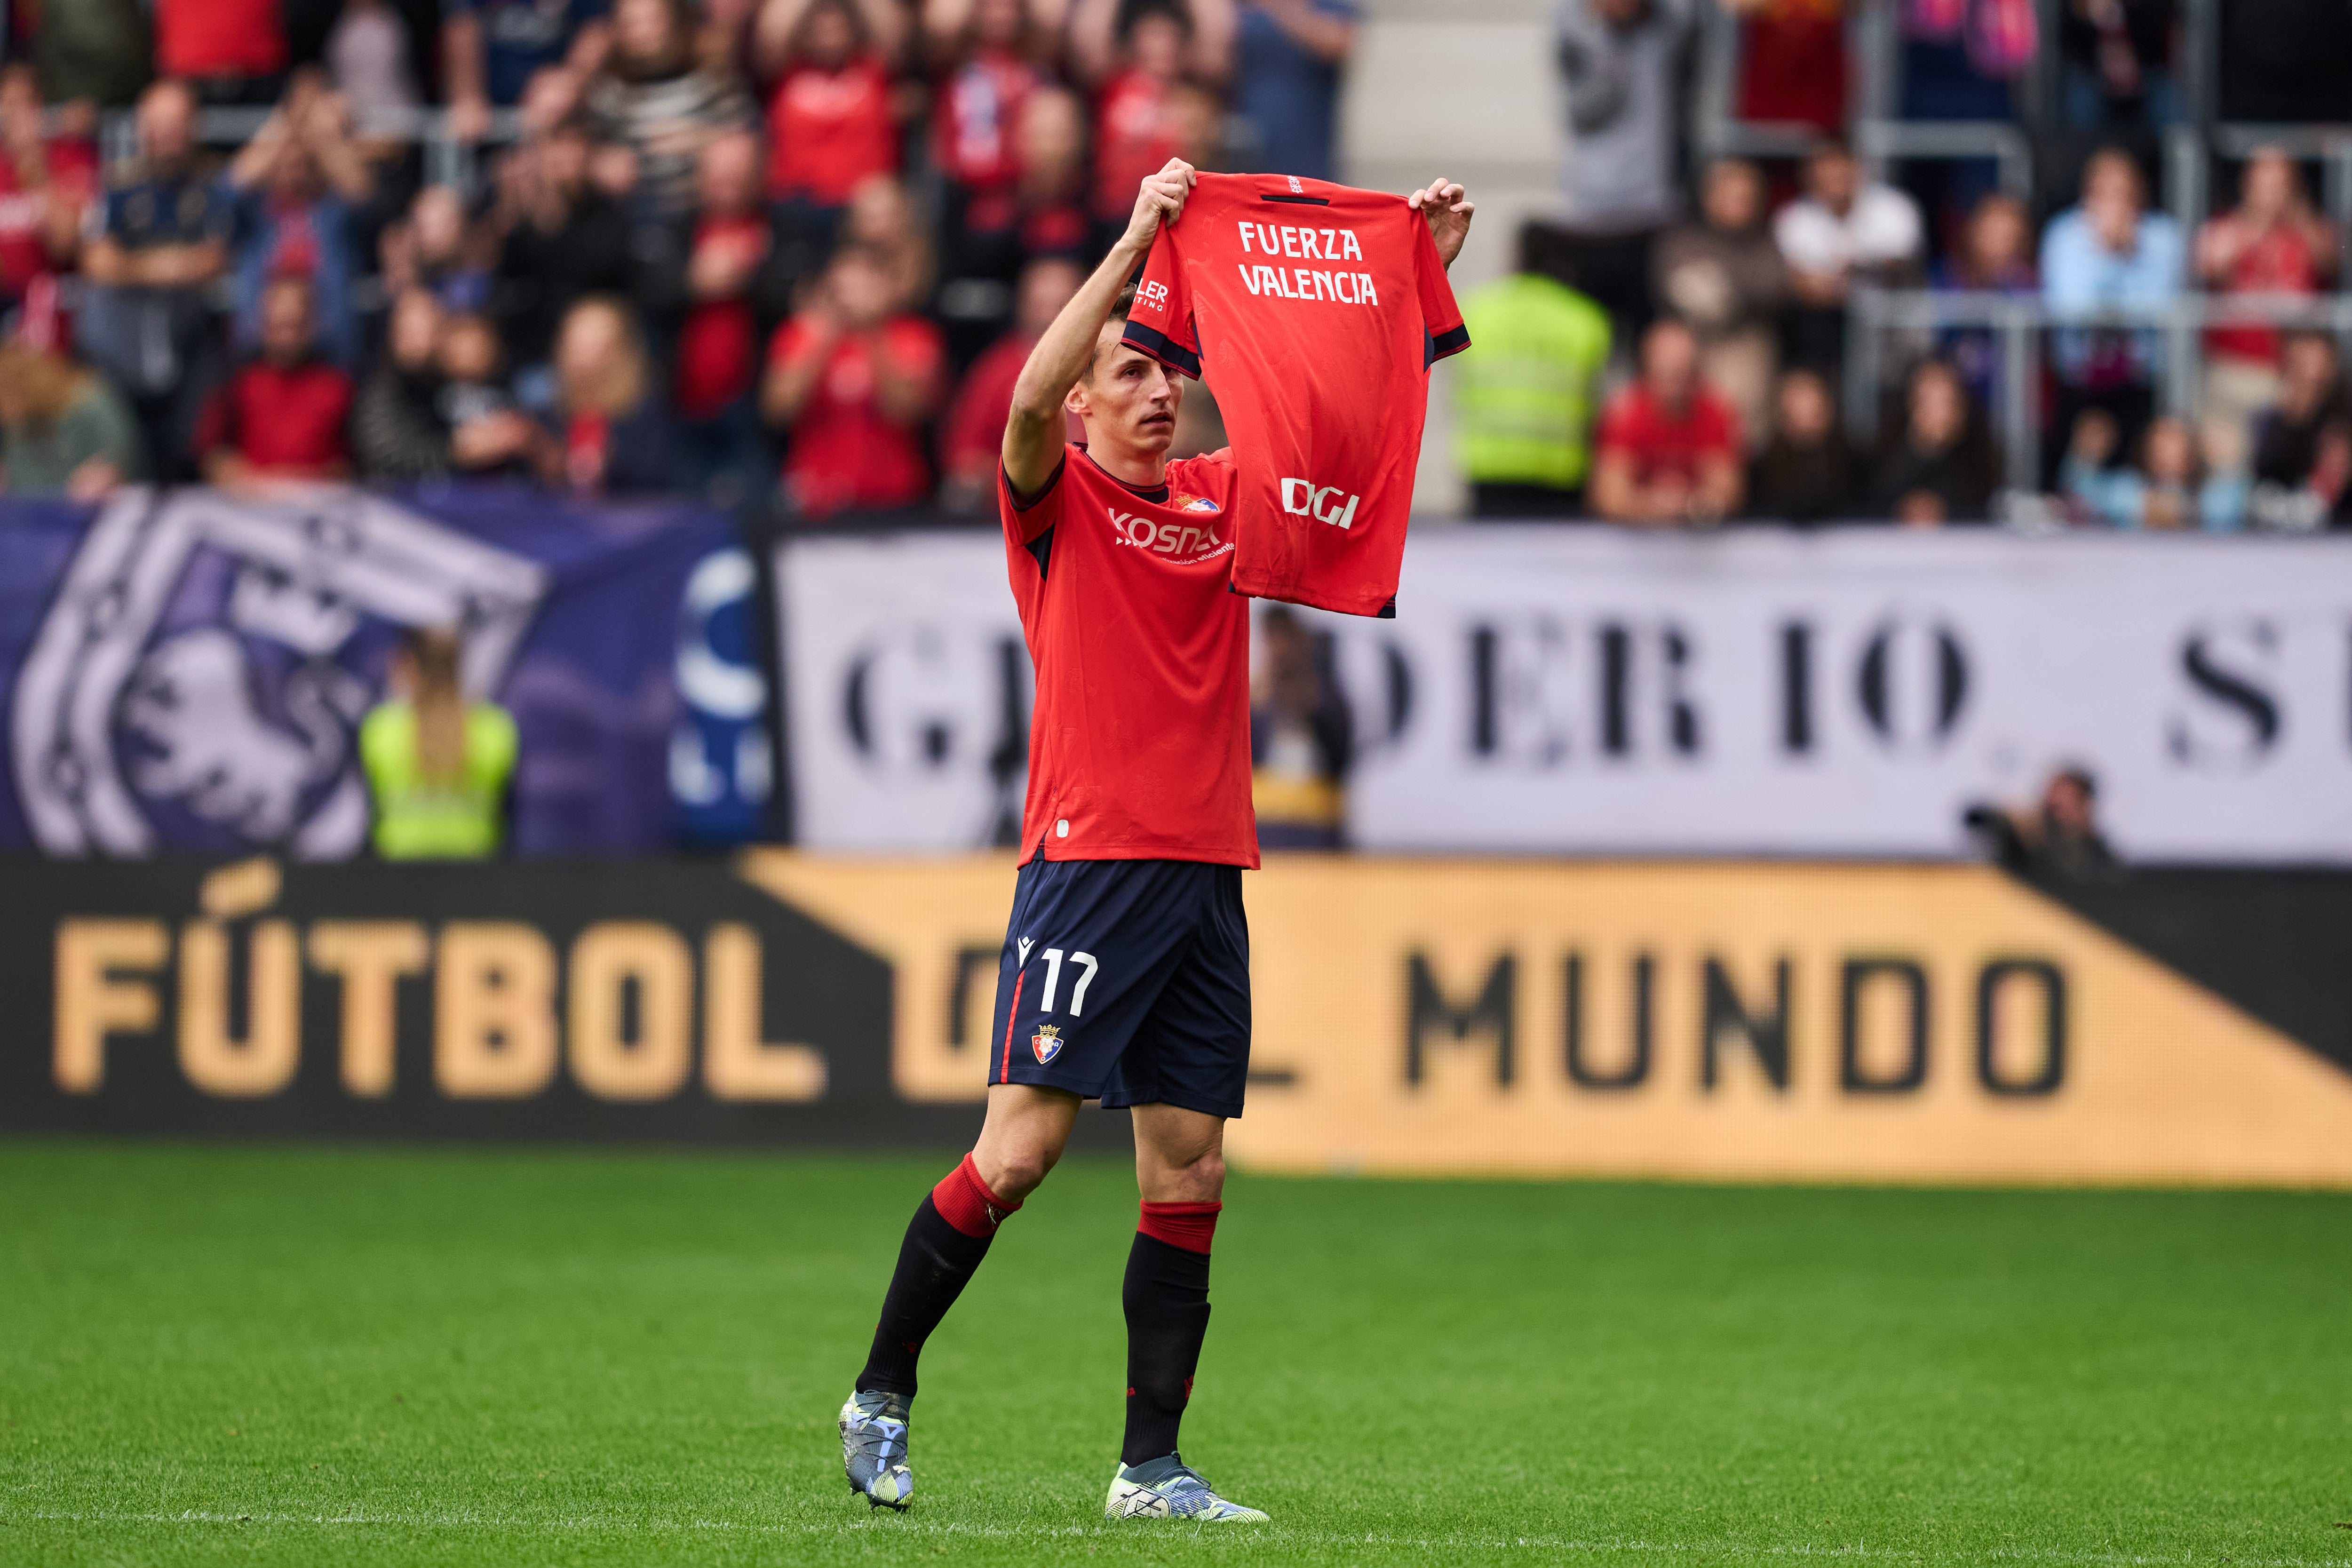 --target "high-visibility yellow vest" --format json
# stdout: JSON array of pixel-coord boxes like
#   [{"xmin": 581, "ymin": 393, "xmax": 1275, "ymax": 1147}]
[
  {"xmin": 1453, "ymin": 274, "xmax": 1614, "ymax": 489},
  {"xmin": 358, "ymin": 700, "xmax": 519, "ymax": 860}
]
